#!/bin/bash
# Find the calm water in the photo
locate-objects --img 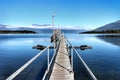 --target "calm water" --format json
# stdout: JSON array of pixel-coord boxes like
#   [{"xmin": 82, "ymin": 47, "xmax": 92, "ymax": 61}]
[{"xmin": 0, "ymin": 34, "xmax": 120, "ymax": 80}]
